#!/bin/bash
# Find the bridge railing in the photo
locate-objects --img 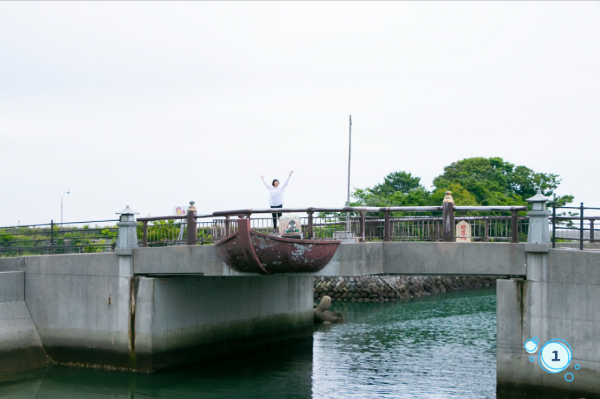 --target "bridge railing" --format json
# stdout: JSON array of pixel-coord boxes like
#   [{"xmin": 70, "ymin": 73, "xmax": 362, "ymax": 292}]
[
  {"xmin": 0, "ymin": 219, "xmax": 119, "ymax": 257},
  {"xmin": 551, "ymin": 203, "xmax": 600, "ymax": 250},
  {"xmin": 137, "ymin": 205, "xmax": 528, "ymax": 246}
]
